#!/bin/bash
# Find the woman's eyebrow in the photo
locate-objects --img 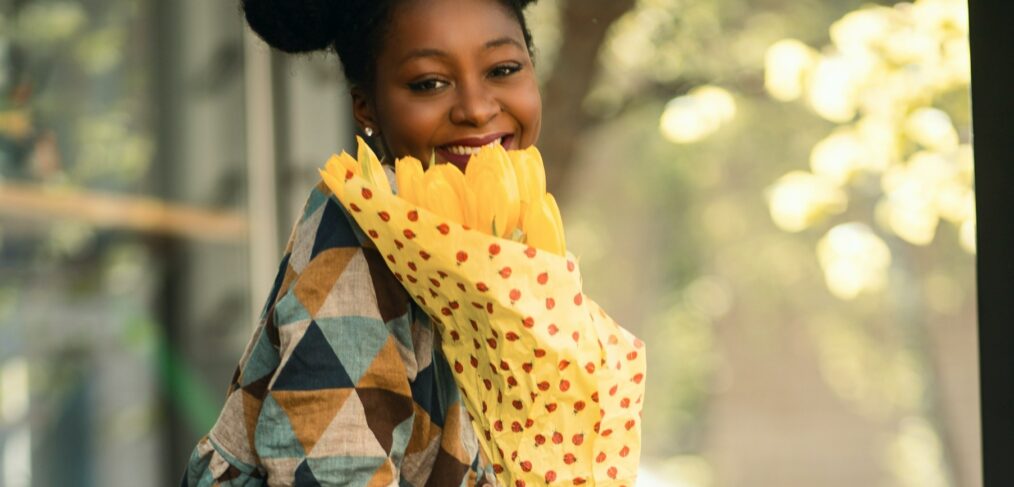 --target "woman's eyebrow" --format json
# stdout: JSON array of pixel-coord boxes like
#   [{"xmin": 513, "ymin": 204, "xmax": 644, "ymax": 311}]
[
  {"xmin": 399, "ymin": 37, "xmax": 526, "ymax": 64},
  {"xmin": 484, "ymin": 36, "xmax": 525, "ymax": 51}
]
